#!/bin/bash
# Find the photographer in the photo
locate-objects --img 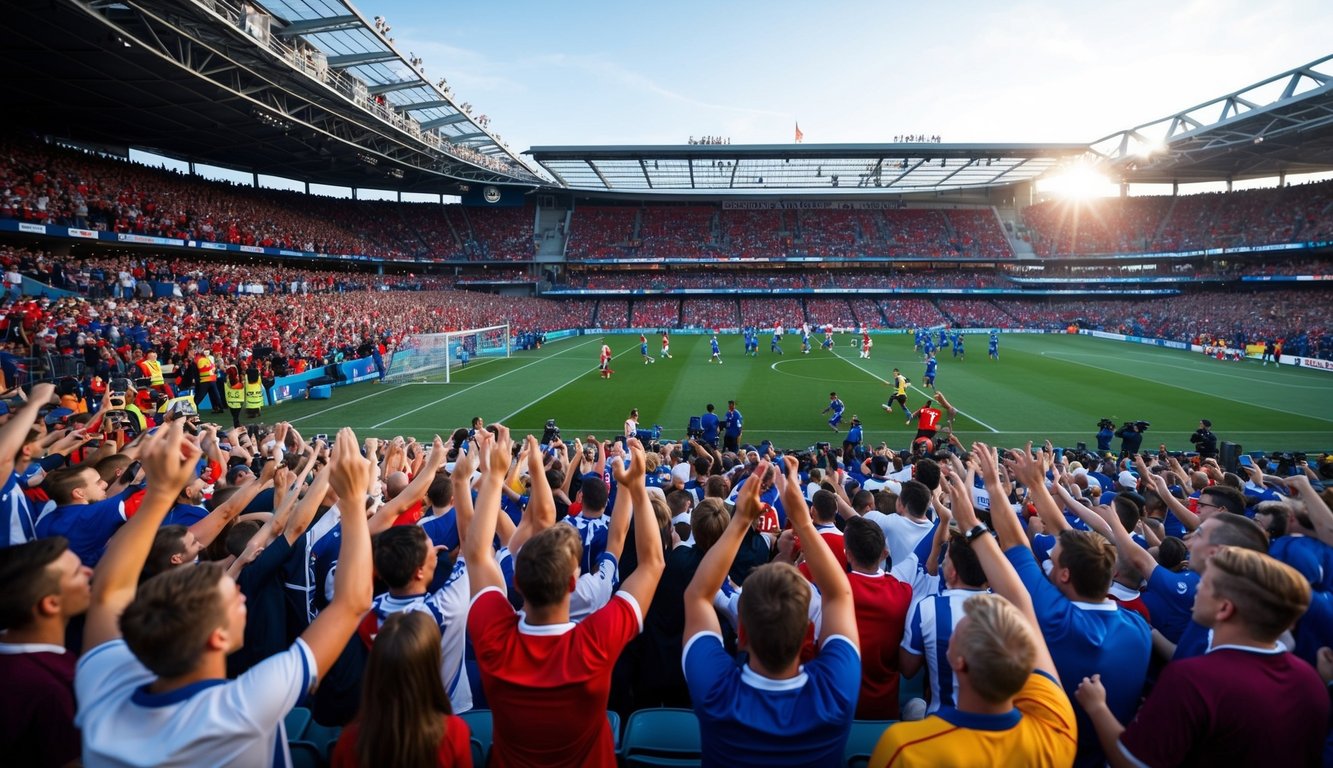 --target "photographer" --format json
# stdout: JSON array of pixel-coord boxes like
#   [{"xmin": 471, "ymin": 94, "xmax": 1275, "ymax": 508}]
[
  {"xmin": 1114, "ymin": 420, "xmax": 1149, "ymax": 460},
  {"xmin": 1096, "ymin": 419, "xmax": 1116, "ymax": 453},
  {"xmin": 1188, "ymin": 419, "xmax": 1218, "ymax": 460}
]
